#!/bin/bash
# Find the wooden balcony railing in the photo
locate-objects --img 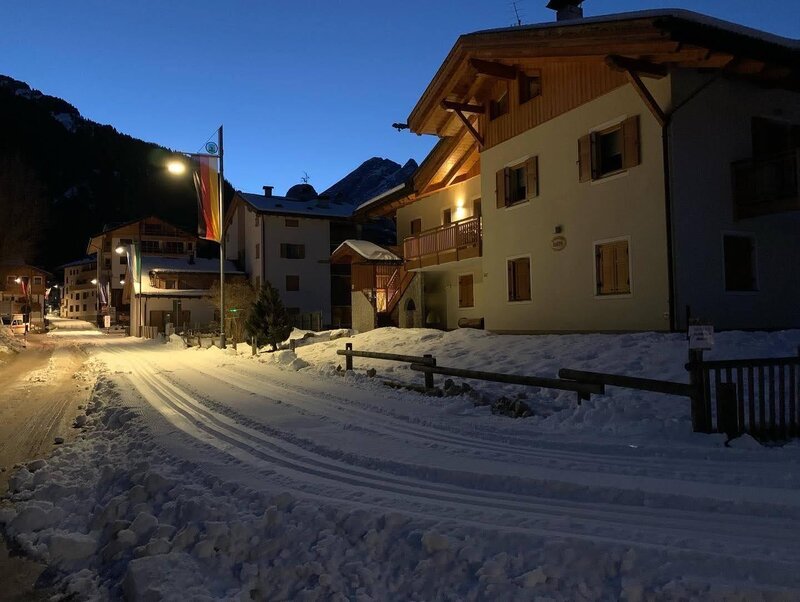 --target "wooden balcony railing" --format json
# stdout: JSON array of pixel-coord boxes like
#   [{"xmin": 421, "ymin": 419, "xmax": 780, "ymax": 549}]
[
  {"xmin": 403, "ymin": 216, "xmax": 482, "ymax": 269},
  {"xmin": 732, "ymin": 149, "xmax": 800, "ymax": 219}
]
